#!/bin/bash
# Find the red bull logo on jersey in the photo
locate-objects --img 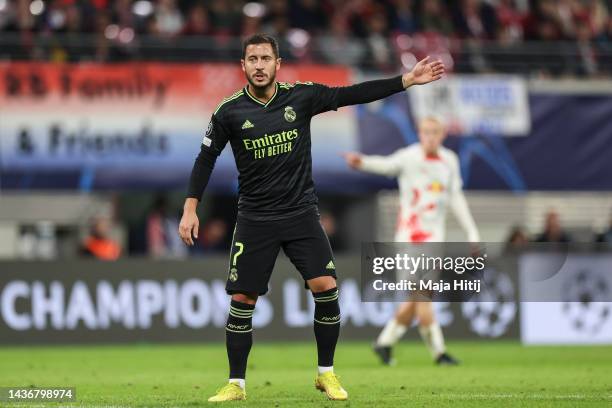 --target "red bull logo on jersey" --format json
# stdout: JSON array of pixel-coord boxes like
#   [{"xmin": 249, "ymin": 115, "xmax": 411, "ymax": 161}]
[{"xmin": 427, "ymin": 181, "xmax": 445, "ymax": 193}]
